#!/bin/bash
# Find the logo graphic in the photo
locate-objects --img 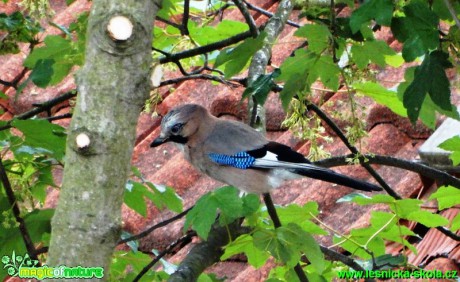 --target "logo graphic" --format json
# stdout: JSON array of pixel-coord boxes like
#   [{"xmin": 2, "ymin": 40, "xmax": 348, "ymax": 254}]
[
  {"xmin": 2, "ymin": 251, "xmax": 104, "ymax": 280},
  {"xmin": 2, "ymin": 251, "xmax": 39, "ymax": 277}
]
